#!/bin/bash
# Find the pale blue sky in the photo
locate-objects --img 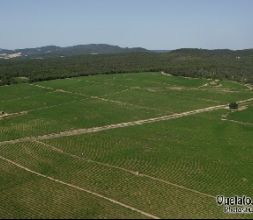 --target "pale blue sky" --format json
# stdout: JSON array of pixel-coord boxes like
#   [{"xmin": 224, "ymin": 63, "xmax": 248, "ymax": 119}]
[{"xmin": 0, "ymin": 0, "xmax": 252, "ymax": 50}]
